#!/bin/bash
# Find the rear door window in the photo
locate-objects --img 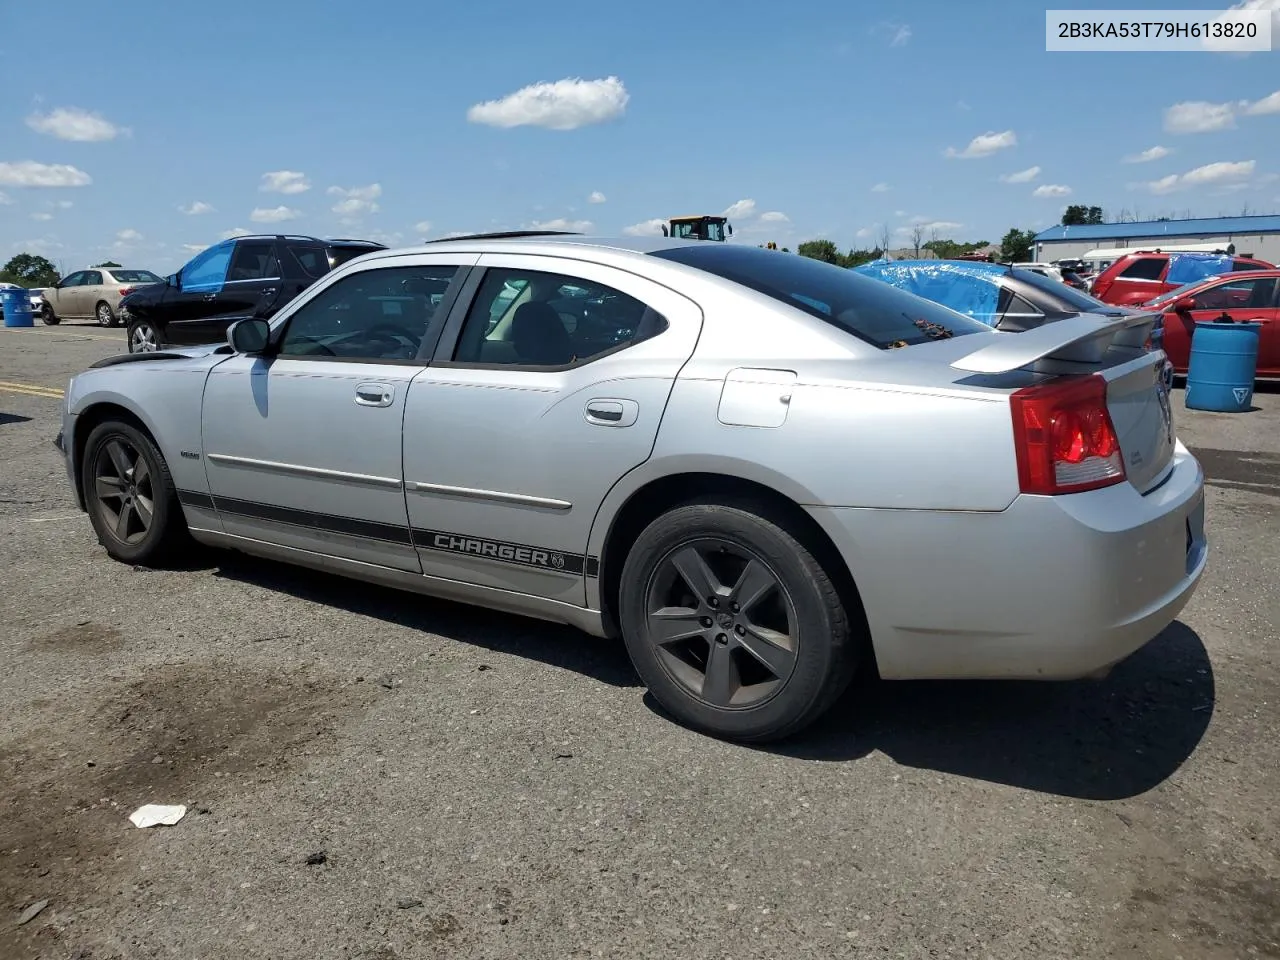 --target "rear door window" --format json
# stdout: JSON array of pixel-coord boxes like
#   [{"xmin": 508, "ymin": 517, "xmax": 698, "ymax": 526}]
[
  {"xmin": 287, "ymin": 244, "xmax": 328, "ymax": 279},
  {"xmin": 649, "ymin": 244, "xmax": 992, "ymax": 348},
  {"xmin": 227, "ymin": 242, "xmax": 280, "ymax": 282},
  {"xmin": 1118, "ymin": 257, "xmax": 1166, "ymax": 281}
]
